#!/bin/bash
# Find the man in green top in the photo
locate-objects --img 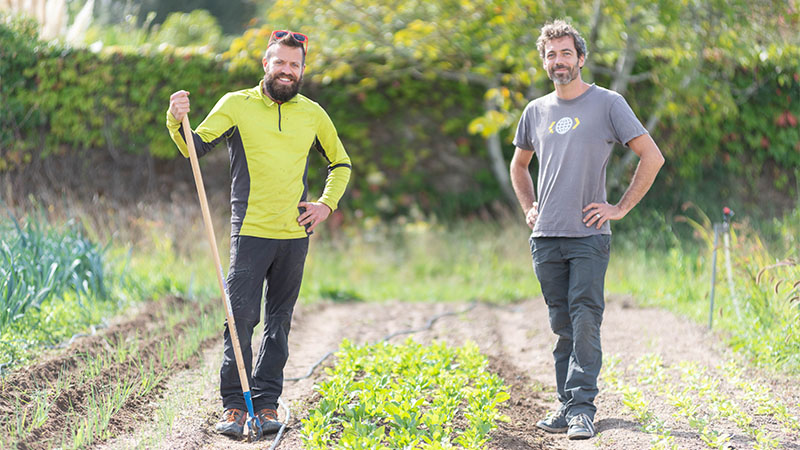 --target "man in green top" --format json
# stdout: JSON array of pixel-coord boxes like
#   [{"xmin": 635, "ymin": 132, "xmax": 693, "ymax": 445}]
[{"xmin": 166, "ymin": 30, "xmax": 351, "ymax": 438}]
